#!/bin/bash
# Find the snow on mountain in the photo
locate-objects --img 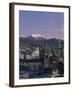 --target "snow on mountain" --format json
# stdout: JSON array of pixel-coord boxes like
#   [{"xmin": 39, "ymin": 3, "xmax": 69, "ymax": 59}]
[{"xmin": 31, "ymin": 34, "xmax": 47, "ymax": 39}]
